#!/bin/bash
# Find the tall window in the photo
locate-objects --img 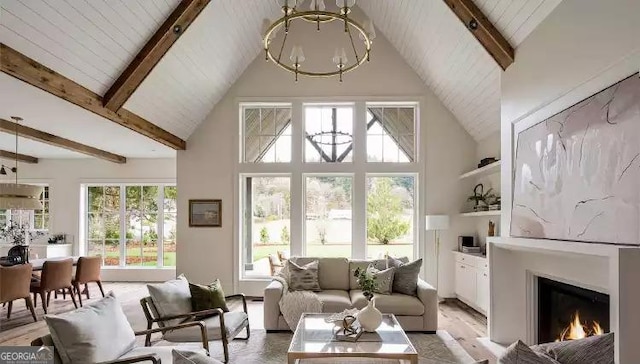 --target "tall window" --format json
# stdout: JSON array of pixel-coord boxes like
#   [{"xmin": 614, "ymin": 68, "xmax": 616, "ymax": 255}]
[
  {"xmin": 238, "ymin": 101, "xmax": 419, "ymax": 278},
  {"xmin": 0, "ymin": 186, "xmax": 50, "ymax": 233},
  {"xmin": 86, "ymin": 184, "xmax": 175, "ymax": 268},
  {"xmin": 241, "ymin": 176, "xmax": 290, "ymax": 277},
  {"xmin": 304, "ymin": 176, "xmax": 353, "ymax": 257}
]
